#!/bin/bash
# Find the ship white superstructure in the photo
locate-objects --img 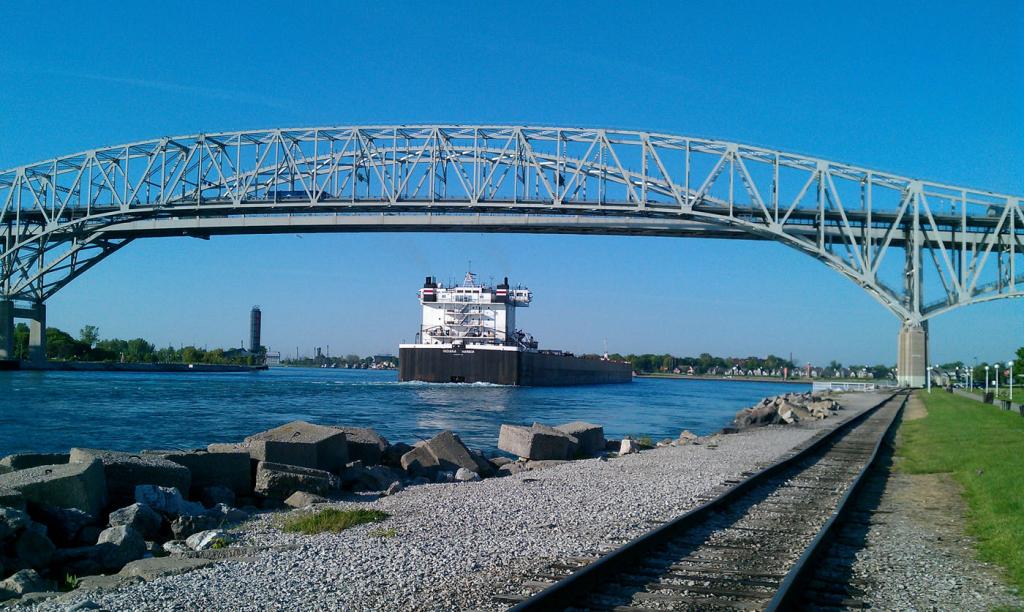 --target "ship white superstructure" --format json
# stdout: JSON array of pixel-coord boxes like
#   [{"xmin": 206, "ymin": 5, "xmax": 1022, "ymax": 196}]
[{"xmin": 405, "ymin": 272, "xmax": 534, "ymax": 350}]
